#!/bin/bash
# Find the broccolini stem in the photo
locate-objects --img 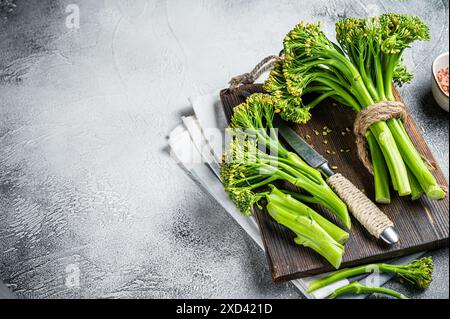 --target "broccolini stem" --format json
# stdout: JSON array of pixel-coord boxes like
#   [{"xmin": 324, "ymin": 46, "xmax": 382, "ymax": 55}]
[
  {"xmin": 232, "ymin": 175, "xmax": 277, "ymax": 188},
  {"xmin": 285, "ymin": 189, "xmax": 351, "ymax": 223},
  {"xmin": 283, "ymin": 191, "xmax": 321, "ymax": 204},
  {"xmin": 373, "ymin": 51, "xmax": 387, "ymax": 101},
  {"xmin": 387, "ymin": 119, "xmax": 446, "ymax": 200},
  {"xmin": 327, "ymin": 66, "xmax": 349, "ymax": 87},
  {"xmin": 256, "ymin": 130, "xmax": 289, "ymax": 158},
  {"xmin": 358, "ymin": 52, "xmax": 379, "ymax": 102},
  {"xmin": 383, "ymin": 54, "xmax": 400, "ymax": 101},
  {"xmin": 313, "ymin": 77, "xmax": 361, "ymax": 111},
  {"xmin": 275, "ymin": 156, "xmax": 322, "ymax": 184},
  {"xmin": 406, "ymin": 166, "xmax": 424, "ymax": 200},
  {"xmin": 308, "ymin": 264, "xmax": 377, "ymax": 293},
  {"xmin": 369, "ymin": 121, "xmax": 411, "ymax": 196},
  {"xmin": 243, "ymin": 176, "xmax": 278, "ymax": 190},
  {"xmin": 305, "ymin": 91, "xmax": 337, "ymax": 108},
  {"xmin": 302, "ymin": 85, "xmax": 333, "ymax": 94},
  {"xmin": 285, "ymin": 152, "xmax": 324, "ymax": 183},
  {"xmin": 383, "ymin": 144, "xmax": 399, "ymax": 192},
  {"xmin": 327, "ymin": 281, "xmax": 408, "ymax": 299},
  {"xmin": 325, "ymin": 48, "xmax": 375, "ymax": 107},
  {"xmin": 367, "ymin": 131, "xmax": 391, "ymax": 204}
]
